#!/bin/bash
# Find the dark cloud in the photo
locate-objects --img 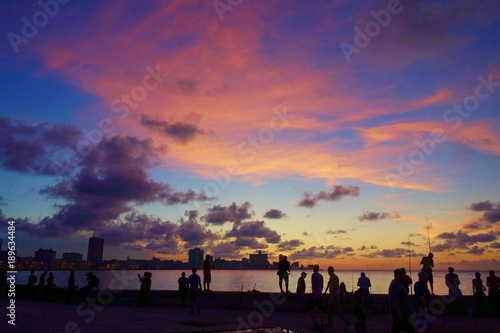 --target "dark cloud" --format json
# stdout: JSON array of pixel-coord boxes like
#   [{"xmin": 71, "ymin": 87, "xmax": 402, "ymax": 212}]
[
  {"xmin": 463, "ymin": 222, "xmax": 481, "ymax": 229},
  {"xmin": 467, "ymin": 201, "xmax": 500, "ymax": 224},
  {"xmin": 359, "ymin": 211, "xmax": 400, "ymax": 222},
  {"xmin": 169, "ymin": 78, "xmax": 198, "ymax": 94},
  {"xmin": 264, "ymin": 209, "xmax": 286, "ymax": 219},
  {"xmin": 362, "ymin": 248, "xmax": 409, "ymax": 258},
  {"xmin": 436, "ymin": 230, "xmax": 497, "ymax": 248},
  {"xmin": 232, "ymin": 238, "xmax": 268, "ymax": 249},
  {"xmin": 326, "ymin": 229, "xmax": 347, "ymax": 235},
  {"xmin": 0, "ymin": 117, "xmax": 82, "ymax": 176},
  {"xmin": 140, "ymin": 114, "xmax": 204, "ymax": 144},
  {"xmin": 203, "ymin": 202, "xmax": 253, "ymax": 225},
  {"xmin": 431, "ymin": 243, "xmax": 453, "ymax": 252},
  {"xmin": 490, "ymin": 242, "xmax": 500, "ymax": 249},
  {"xmin": 343, "ymin": 247, "xmax": 354, "ymax": 253},
  {"xmin": 297, "ymin": 185, "xmax": 360, "ymax": 208},
  {"xmin": 400, "ymin": 241, "xmax": 416, "ymax": 246},
  {"xmin": 467, "ymin": 246, "xmax": 485, "ymax": 256},
  {"xmin": 0, "ymin": 121, "xmax": 216, "ymax": 241},
  {"xmin": 437, "ymin": 232, "xmax": 455, "ymax": 240},
  {"xmin": 468, "ymin": 201, "xmax": 494, "ymax": 211},
  {"xmin": 209, "ymin": 241, "xmax": 242, "ymax": 259},
  {"xmin": 289, "ymin": 246, "xmax": 342, "ymax": 260},
  {"xmin": 277, "ymin": 239, "xmax": 304, "ymax": 251},
  {"xmin": 226, "ymin": 221, "xmax": 281, "ymax": 243},
  {"xmin": 302, "ymin": 231, "xmax": 311, "ymax": 236},
  {"xmin": 178, "ymin": 220, "xmax": 217, "ymax": 248}
]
